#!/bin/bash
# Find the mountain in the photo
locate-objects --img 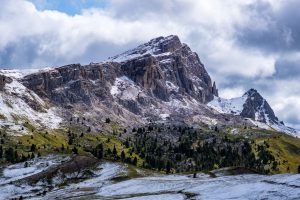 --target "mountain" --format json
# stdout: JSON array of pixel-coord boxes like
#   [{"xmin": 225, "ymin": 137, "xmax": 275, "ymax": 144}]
[
  {"xmin": 208, "ymin": 89, "xmax": 298, "ymax": 137},
  {"xmin": 0, "ymin": 35, "xmax": 298, "ymax": 137},
  {"xmin": 1, "ymin": 35, "xmax": 300, "ymax": 197},
  {"xmin": 13, "ymin": 35, "xmax": 224, "ymax": 127}
]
